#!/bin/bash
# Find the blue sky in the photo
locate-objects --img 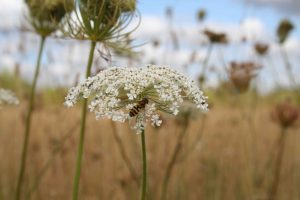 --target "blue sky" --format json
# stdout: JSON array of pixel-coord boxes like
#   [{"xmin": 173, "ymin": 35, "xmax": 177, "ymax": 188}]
[{"xmin": 138, "ymin": 0, "xmax": 300, "ymax": 36}]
